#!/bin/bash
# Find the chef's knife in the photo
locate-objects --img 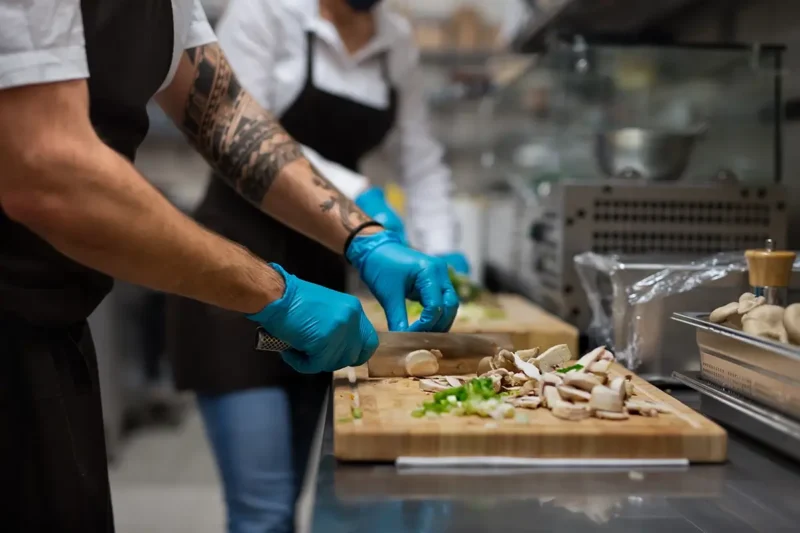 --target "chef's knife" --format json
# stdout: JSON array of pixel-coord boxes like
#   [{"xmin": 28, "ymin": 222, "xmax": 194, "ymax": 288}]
[{"xmin": 255, "ymin": 328, "xmax": 512, "ymax": 377}]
